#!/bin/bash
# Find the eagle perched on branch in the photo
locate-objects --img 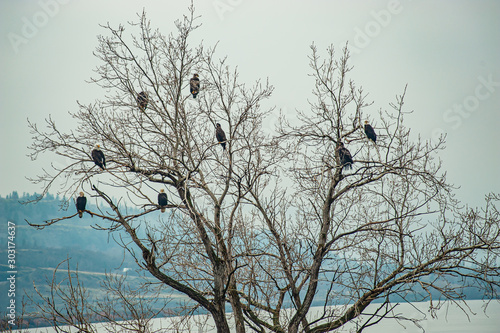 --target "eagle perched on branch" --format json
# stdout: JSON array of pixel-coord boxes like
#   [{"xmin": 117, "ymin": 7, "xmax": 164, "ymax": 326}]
[
  {"xmin": 158, "ymin": 189, "xmax": 168, "ymax": 213},
  {"xmin": 190, "ymin": 74, "xmax": 200, "ymax": 98},
  {"xmin": 336, "ymin": 142, "xmax": 353, "ymax": 170},
  {"xmin": 364, "ymin": 120, "xmax": 377, "ymax": 143},
  {"xmin": 137, "ymin": 91, "xmax": 148, "ymax": 111},
  {"xmin": 215, "ymin": 123, "xmax": 227, "ymax": 150},
  {"xmin": 91, "ymin": 145, "xmax": 106, "ymax": 170},
  {"xmin": 76, "ymin": 192, "xmax": 87, "ymax": 218}
]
